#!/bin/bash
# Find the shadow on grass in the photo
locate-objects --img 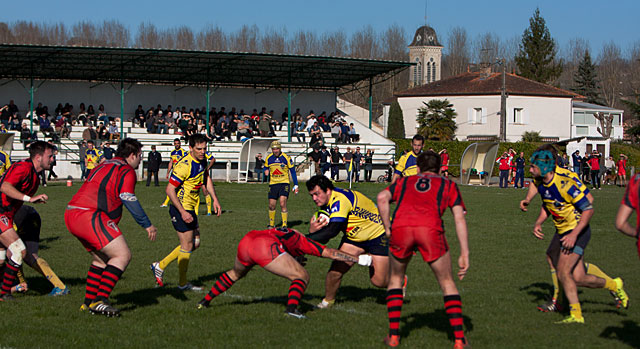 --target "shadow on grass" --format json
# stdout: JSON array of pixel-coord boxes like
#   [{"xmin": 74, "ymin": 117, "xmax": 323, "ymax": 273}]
[
  {"xmin": 35, "ymin": 236, "xmax": 60, "ymax": 251},
  {"xmin": 113, "ymin": 286, "xmax": 190, "ymax": 311},
  {"xmin": 337, "ymin": 285, "xmax": 389, "ymax": 305},
  {"xmin": 520, "ymin": 282, "xmax": 553, "ymax": 303},
  {"xmin": 600, "ymin": 320, "xmax": 640, "ymax": 348},
  {"xmin": 401, "ymin": 309, "xmax": 473, "ymax": 340},
  {"xmin": 285, "ymin": 220, "xmax": 305, "ymax": 229}
]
